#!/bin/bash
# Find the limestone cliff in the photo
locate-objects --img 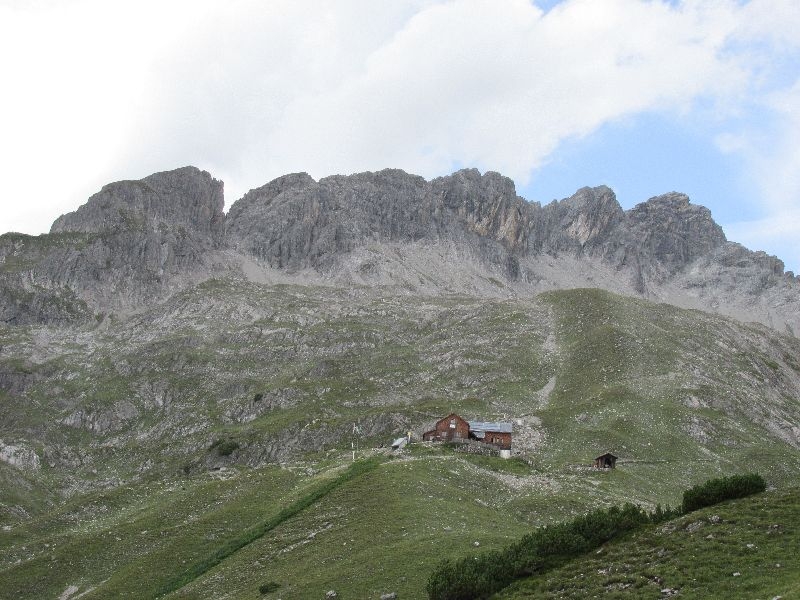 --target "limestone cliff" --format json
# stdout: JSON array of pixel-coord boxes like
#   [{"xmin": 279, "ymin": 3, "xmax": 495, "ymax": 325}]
[
  {"xmin": 1, "ymin": 165, "xmax": 797, "ymax": 333},
  {"xmin": 0, "ymin": 167, "xmax": 225, "ymax": 323}
]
